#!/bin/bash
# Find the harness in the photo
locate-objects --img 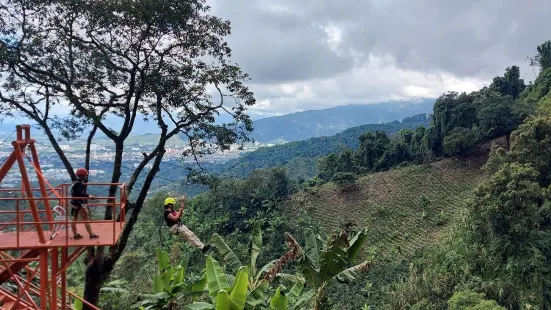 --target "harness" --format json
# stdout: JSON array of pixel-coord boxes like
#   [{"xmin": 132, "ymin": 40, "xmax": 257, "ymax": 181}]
[{"xmin": 69, "ymin": 180, "xmax": 89, "ymax": 218}]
